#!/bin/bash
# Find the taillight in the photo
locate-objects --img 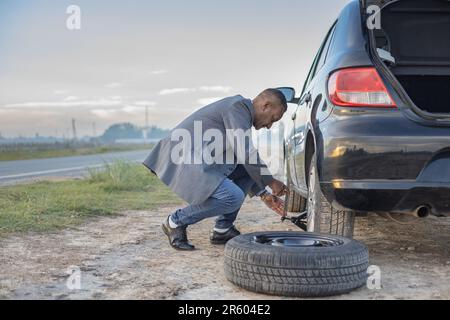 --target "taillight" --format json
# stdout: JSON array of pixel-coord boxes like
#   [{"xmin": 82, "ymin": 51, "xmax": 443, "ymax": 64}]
[{"xmin": 328, "ymin": 67, "xmax": 396, "ymax": 108}]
